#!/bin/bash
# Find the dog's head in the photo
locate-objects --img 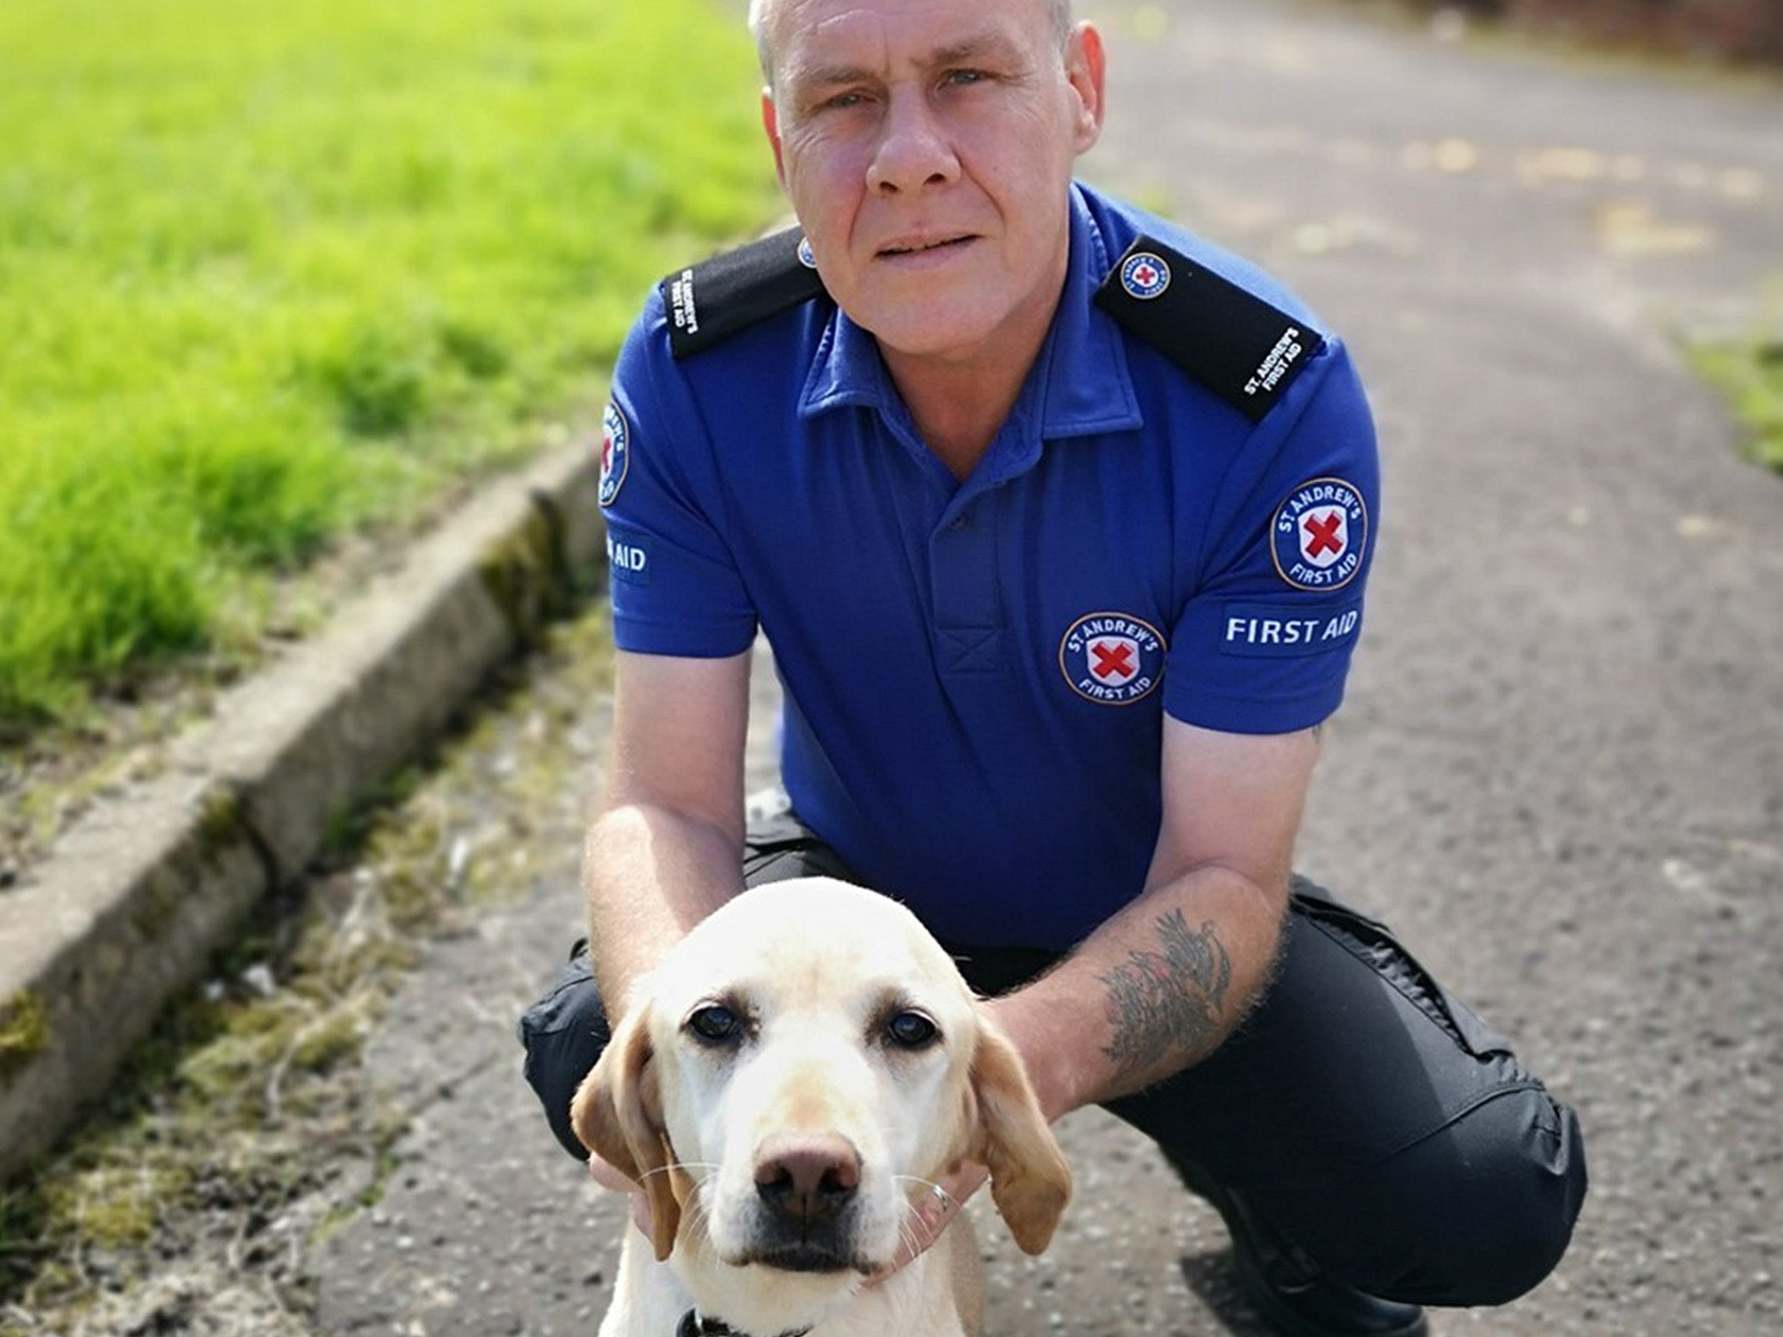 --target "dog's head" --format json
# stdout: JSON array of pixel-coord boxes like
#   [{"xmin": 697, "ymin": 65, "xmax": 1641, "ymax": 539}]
[{"xmin": 569, "ymin": 878, "xmax": 1071, "ymax": 1278}]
